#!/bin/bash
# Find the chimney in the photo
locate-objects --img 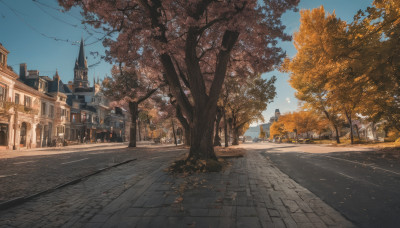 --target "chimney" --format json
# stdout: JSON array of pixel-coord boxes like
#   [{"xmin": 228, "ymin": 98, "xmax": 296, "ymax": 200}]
[{"xmin": 19, "ymin": 63, "xmax": 27, "ymax": 81}]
